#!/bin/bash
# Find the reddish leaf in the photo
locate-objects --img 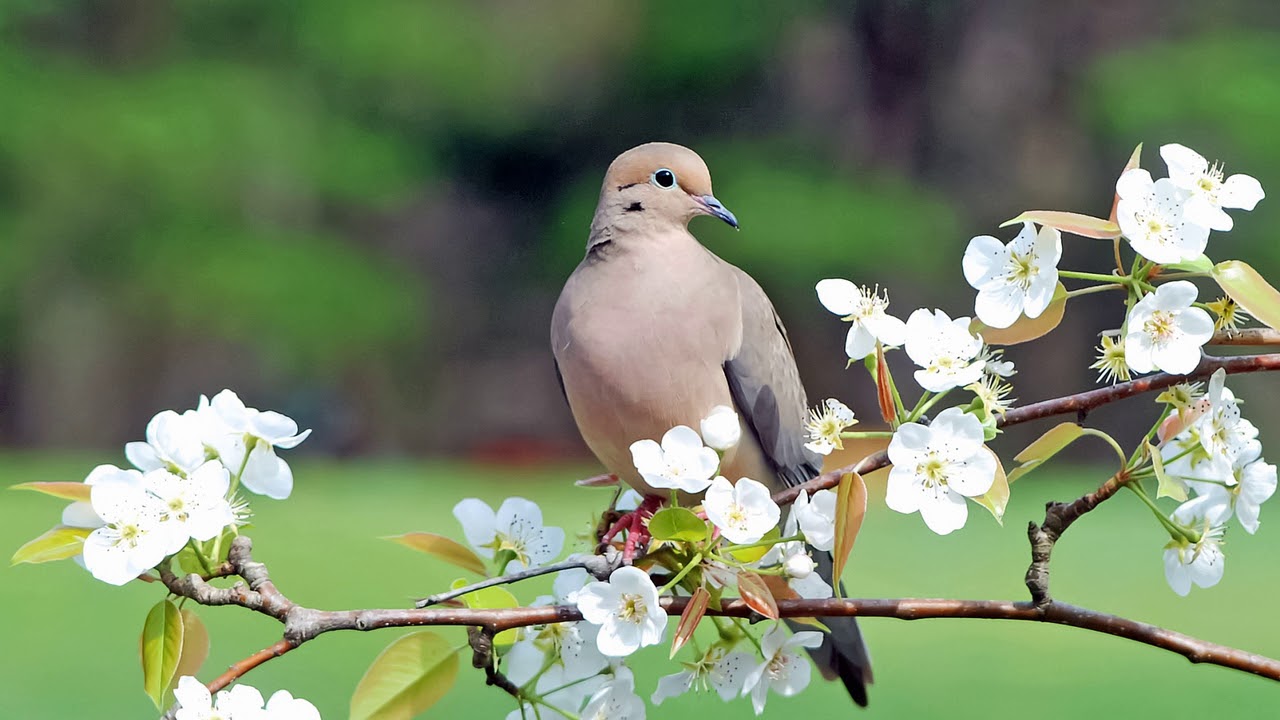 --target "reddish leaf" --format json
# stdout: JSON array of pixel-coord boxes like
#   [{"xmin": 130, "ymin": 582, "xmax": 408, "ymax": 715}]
[
  {"xmin": 973, "ymin": 282, "xmax": 1067, "ymax": 346},
  {"xmin": 737, "ymin": 571, "xmax": 779, "ymax": 620},
  {"xmin": 384, "ymin": 533, "xmax": 488, "ymax": 576},
  {"xmin": 1000, "ymin": 210, "xmax": 1120, "ymax": 240},
  {"xmin": 761, "ymin": 576, "xmax": 827, "ymax": 631},
  {"xmin": 671, "ymin": 587, "xmax": 710, "ymax": 658},
  {"xmin": 1110, "ymin": 143, "xmax": 1143, "ymax": 223},
  {"xmin": 875, "ymin": 344, "xmax": 895, "ymax": 423},
  {"xmin": 10, "ymin": 482, "xmax": 91, "ymax": 502},
  {"xmin": 832, "ymin": 472, "xmax": 867, "ymax": 590}
]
